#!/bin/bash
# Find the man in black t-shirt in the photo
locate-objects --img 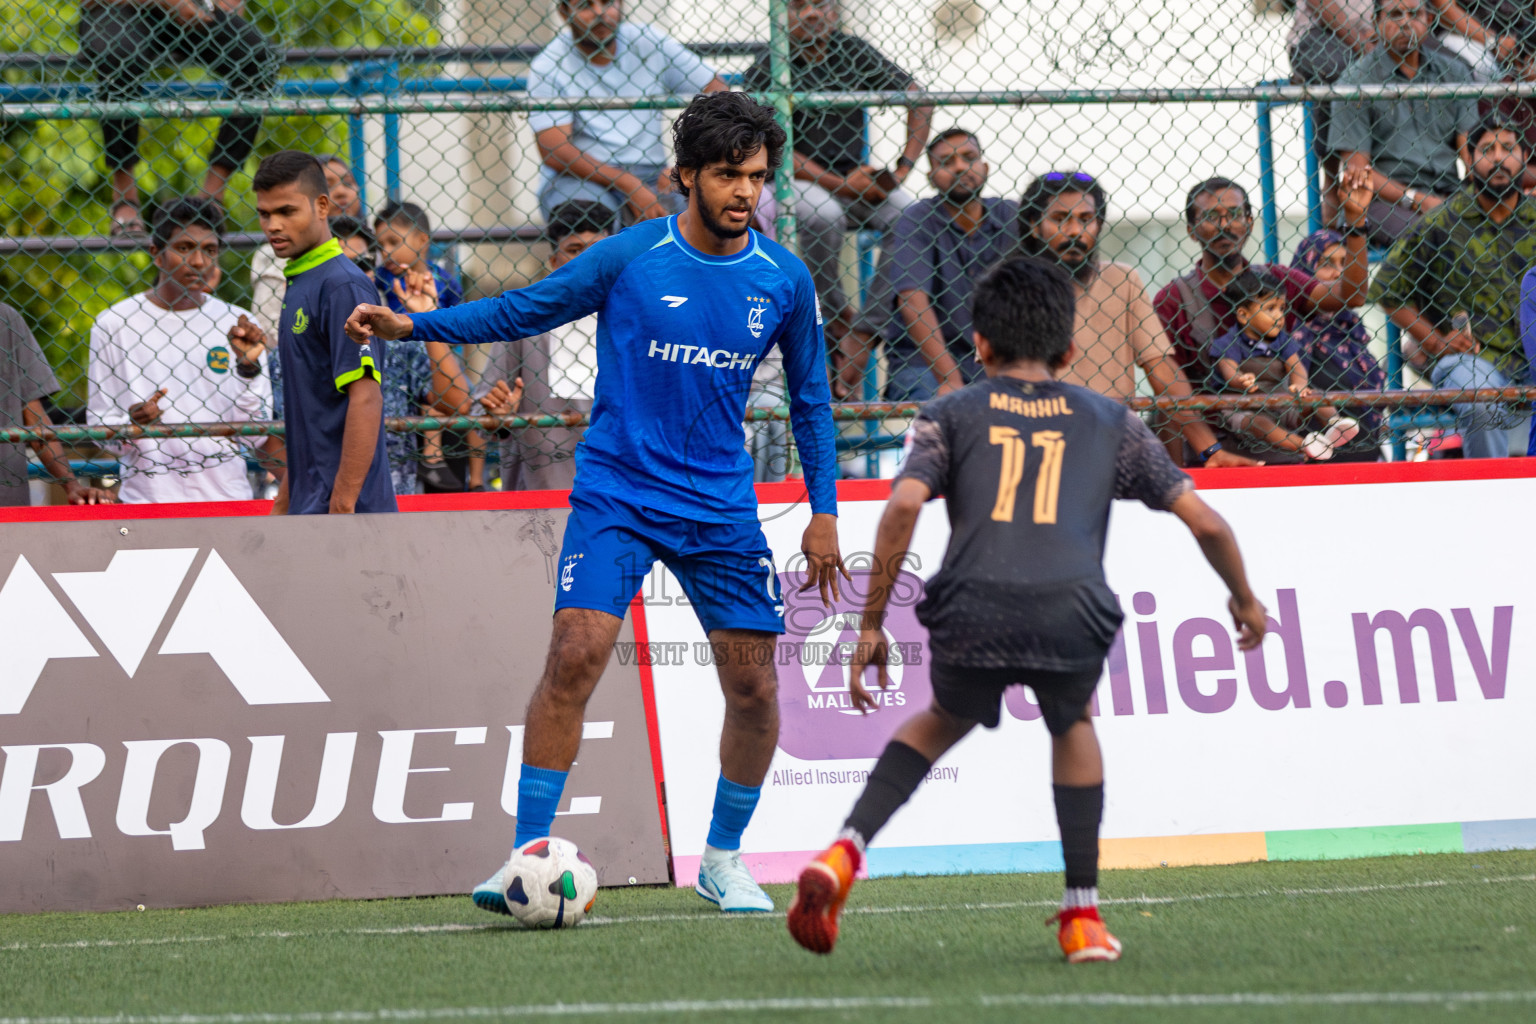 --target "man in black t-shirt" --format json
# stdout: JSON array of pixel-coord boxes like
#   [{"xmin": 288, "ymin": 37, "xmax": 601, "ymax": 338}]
[
  {"xmin": 744, "ymin": 0, "xmax": 932, "ymax": 341},
  {"xmin": 786, "ymin": 258, "xmax": 1269, "ymax": 964}
]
